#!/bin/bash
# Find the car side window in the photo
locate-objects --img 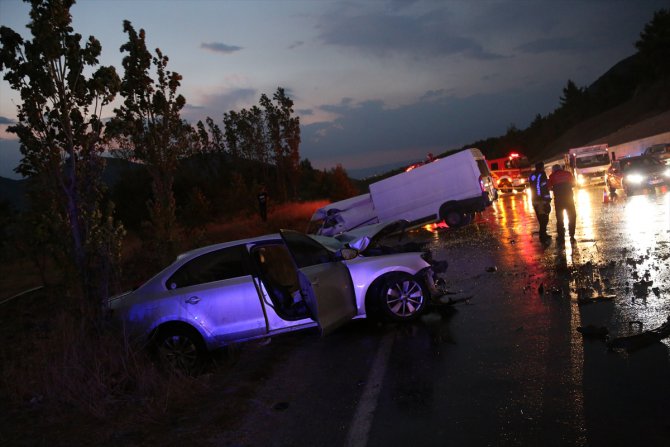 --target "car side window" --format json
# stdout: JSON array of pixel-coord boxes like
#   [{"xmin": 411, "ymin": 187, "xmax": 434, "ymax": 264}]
[{"xmin": 166, "ymin": 245, "xmax": 251, "ymax": 290}]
